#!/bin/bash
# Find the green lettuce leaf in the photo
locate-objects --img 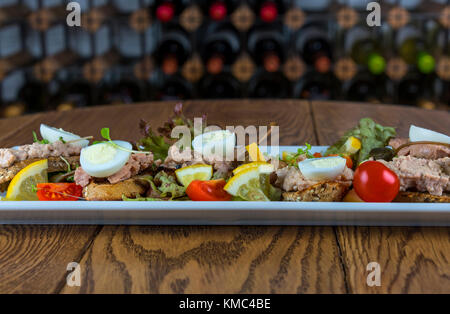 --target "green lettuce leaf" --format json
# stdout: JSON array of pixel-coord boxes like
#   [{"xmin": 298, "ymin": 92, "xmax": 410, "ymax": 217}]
[
  {"xmin": 154, "ymin": 171, "xmax": 186, "ymax": 200},
  {"xmin": 325, "ymin": 118, "xmax": 396, "ymax": 165}
]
